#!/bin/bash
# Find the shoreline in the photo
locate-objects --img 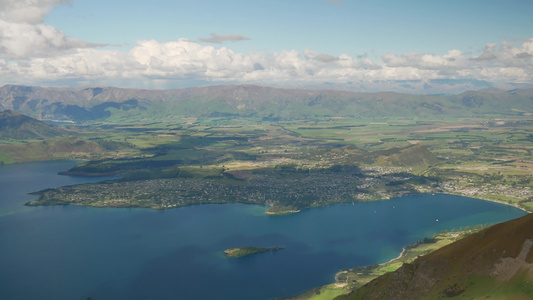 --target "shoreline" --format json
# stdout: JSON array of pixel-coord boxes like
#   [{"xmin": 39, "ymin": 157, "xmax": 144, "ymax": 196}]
[
  {"xmin": 446, "ymin": 192, "xmax": 532, "ymax": 214},
  {"xmin": 28, "ymin": 189, "xmax": 532, "ymax": 215},
  {"xmin": 265, "ymin": 209, "xmax": 301, "ymax": 215},
  {"xmin": 334, "ymin": 245, "xmax": 408, "ymax": 282},
  {"xmin": 331, "ymin": 192, "xmax": 531, "ymax": 284}
]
